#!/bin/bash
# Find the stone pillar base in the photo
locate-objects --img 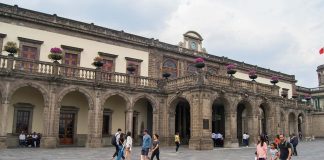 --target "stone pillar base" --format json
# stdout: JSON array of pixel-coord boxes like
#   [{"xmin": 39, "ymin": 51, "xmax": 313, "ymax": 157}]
[
  {"xmin": 0, "ymin": 136, "xmax": 7, "ymax": 149},
  {"xmin": 41, "ymin": 136, "xmax": 57, "ymax": 148},
  {"xmin": 223, "ymin": 138, "xmax": 239, "ymax": 148},
  {"xmin": 87, "ymin": 136, "xmax": 102, "ymax": 148},
  {"xmin": 189, "ymin": 138, "xmax": 213, "ymax": 150}
]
